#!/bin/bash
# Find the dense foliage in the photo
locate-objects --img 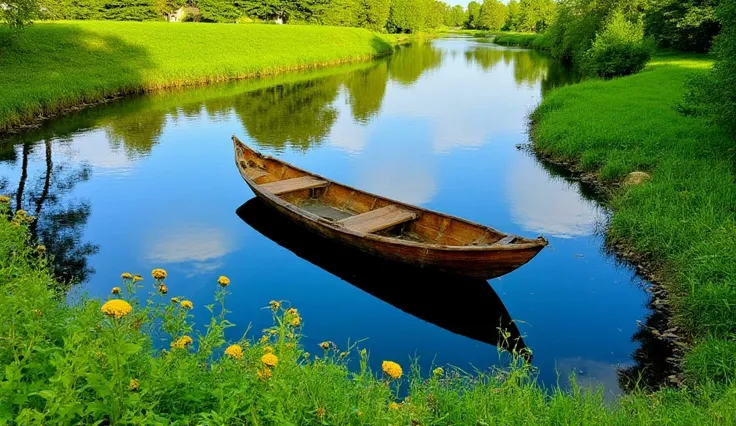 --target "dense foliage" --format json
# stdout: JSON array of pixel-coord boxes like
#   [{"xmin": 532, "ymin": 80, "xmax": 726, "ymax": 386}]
[
  {"xmin": 645, "ymin": 0, "xmax": 720, "ymax": 53},
  {"xmin": 476, "ymin": 0, "xmax": 507, "ymax": 31},
  {"xmin": 1, "ymin": 0, "xmax": 38, "ymax": 28},
  {"xmin": 583, "ymin": 10, "xmax": 653, "ymax": 78},
  {"xmin": 684, "ymin": 0, "xmax": 736, "ymax": 138}
]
